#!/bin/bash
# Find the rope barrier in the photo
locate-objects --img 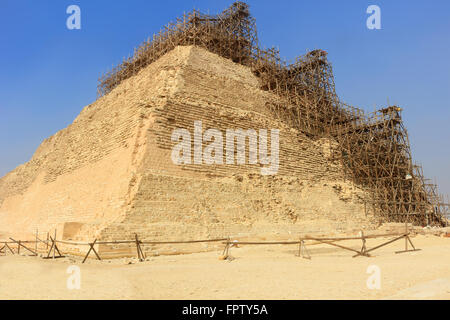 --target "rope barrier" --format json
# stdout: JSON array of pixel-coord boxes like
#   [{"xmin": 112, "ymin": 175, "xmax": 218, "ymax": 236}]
[{"xmin": 0, "ymin": 231, "xmax": 420, "ymax": 262}]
